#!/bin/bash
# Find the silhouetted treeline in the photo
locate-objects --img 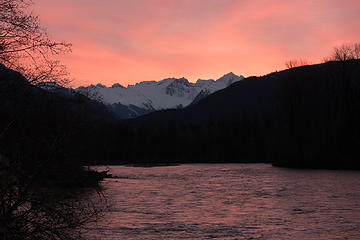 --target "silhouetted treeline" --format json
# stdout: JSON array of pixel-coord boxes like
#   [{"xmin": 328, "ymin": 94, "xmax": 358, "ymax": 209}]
[
  {"xmin": 270, "ymin": 60, "xmax": 360, "ymax": 168},
  {"xmin": 2, "ymin": 61, "xmax": 360, "ymax": 170},
  {"xmin": 0, "ymin": 64, "xmax": 115, "ymax": 186},
  {"xmin": 109, "ymin": 60, "xmax": 360, "ymax": 169},
  {"xmin": 0, "ymin": 63, "xmax": 111, "ymax": 240}
]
